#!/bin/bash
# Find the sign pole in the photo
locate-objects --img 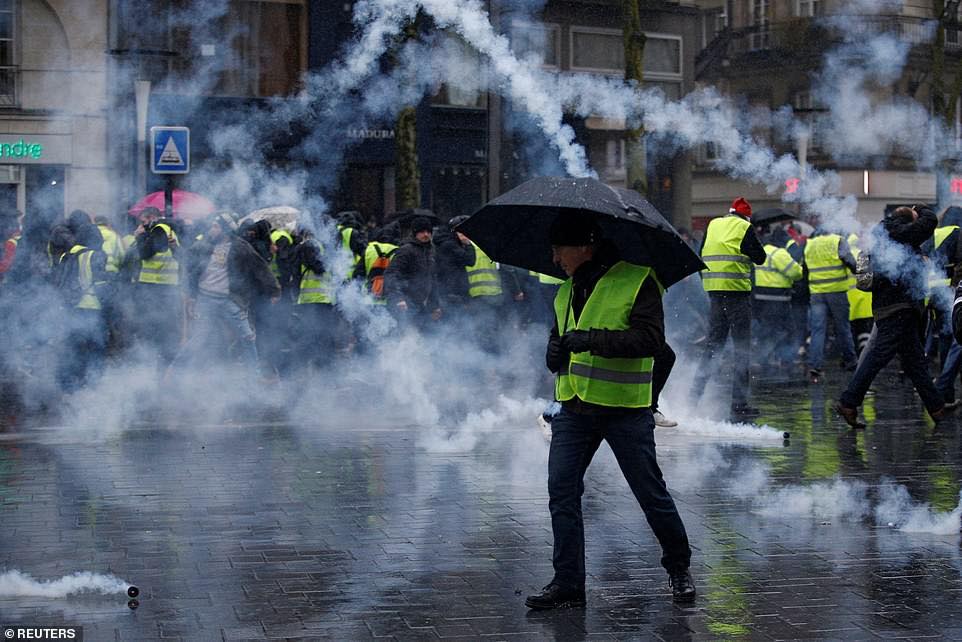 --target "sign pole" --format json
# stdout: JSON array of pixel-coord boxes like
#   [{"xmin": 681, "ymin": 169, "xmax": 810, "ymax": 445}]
[{"xmin": 164, "ymin": 176, "xmax": 174, "ymax": 219}]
